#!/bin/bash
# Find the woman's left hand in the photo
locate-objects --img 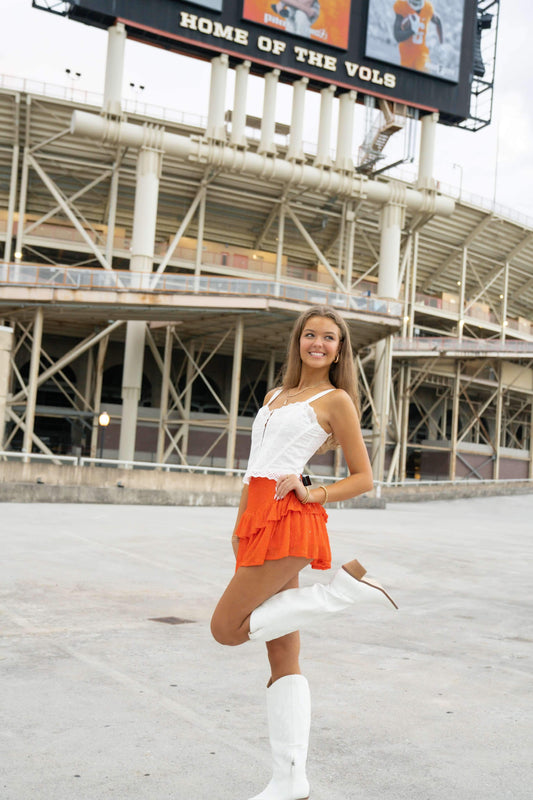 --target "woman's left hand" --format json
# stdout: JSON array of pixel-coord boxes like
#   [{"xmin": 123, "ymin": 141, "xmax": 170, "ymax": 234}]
[{"xmin": 275, "ymin": 474, "xmax": 307, "ymax": 502}]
